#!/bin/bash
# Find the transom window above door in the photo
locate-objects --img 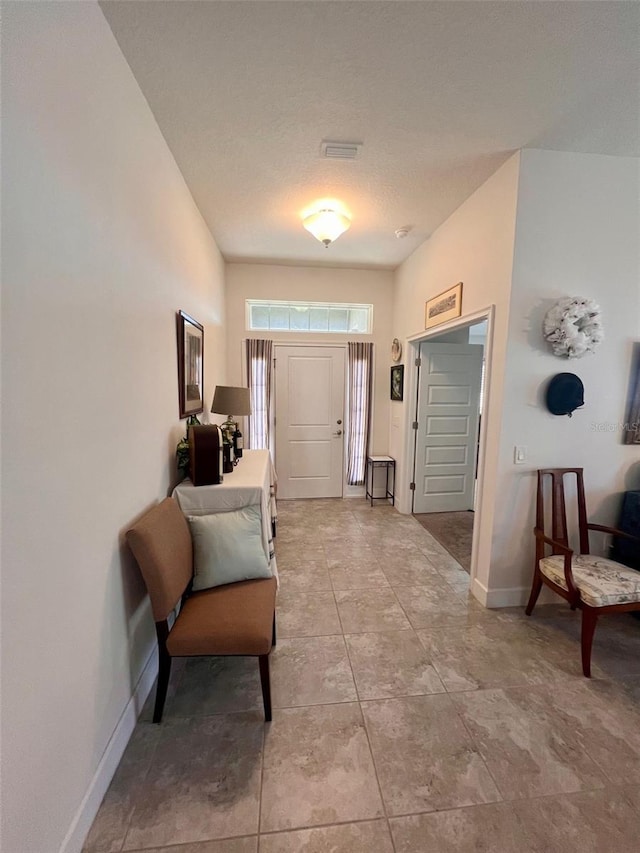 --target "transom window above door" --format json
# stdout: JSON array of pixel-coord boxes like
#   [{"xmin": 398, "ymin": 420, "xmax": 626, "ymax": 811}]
[{"xmin": 246, "ymin": 300, "xmax": 373, "ymax": 334}]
